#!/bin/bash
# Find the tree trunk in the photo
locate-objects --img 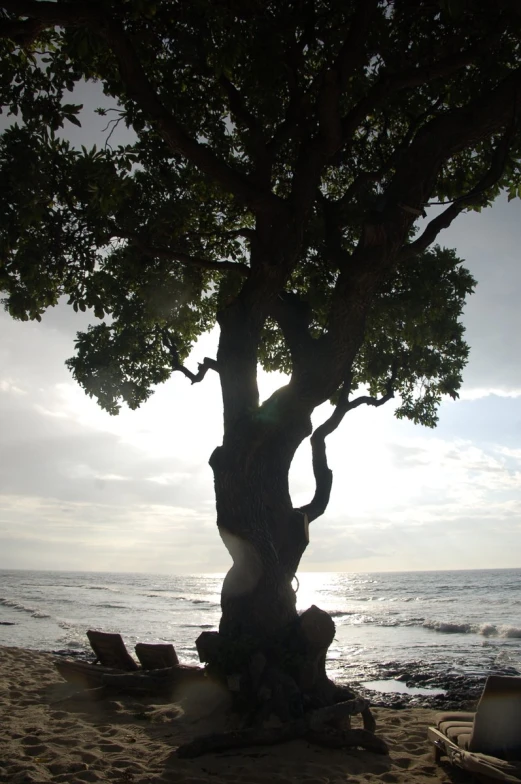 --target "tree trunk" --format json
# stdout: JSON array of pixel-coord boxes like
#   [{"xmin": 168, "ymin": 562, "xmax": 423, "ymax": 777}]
[
  {"xmin": 210, "ymin": 420, "xmax": 310, "ymax": 645},
  {"xmin": 206, "ymin": 261, "xmax": 346, "ymax": 719}
]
